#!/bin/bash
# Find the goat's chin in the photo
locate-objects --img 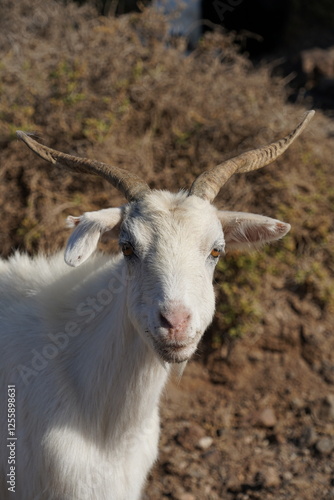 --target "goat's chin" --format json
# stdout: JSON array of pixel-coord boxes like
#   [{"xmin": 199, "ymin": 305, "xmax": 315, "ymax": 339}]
[
  {"xmin": 154, "ymin": 342, "xmax": 197, "ymax": 364},
  {"xmin": 143, "ymin": 328, "xmax": 202, "ymax": 364}
]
